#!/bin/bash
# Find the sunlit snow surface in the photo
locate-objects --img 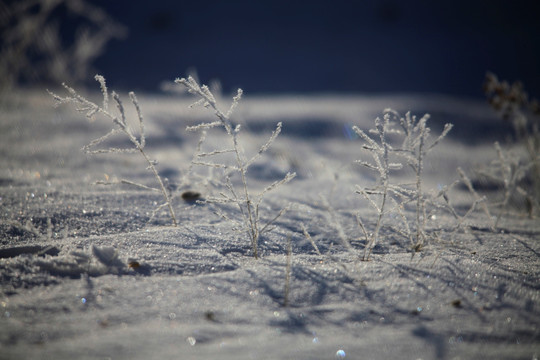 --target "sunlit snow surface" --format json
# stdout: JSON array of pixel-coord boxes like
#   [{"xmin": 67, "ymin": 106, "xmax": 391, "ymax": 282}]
[{"xmin": 0, "ymin": 91, "xmax": 539, "ymax": 359}]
